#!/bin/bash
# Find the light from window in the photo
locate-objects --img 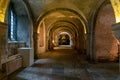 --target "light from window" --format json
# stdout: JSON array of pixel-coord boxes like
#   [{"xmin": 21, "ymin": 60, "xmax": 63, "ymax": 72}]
[
  {"xmin": 8, "ymin": 6, "xmax": 17, "ymax": 41},
  {"xmin": 10, "ymin": 10, "xmax": 14, "ymax": 40}
]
